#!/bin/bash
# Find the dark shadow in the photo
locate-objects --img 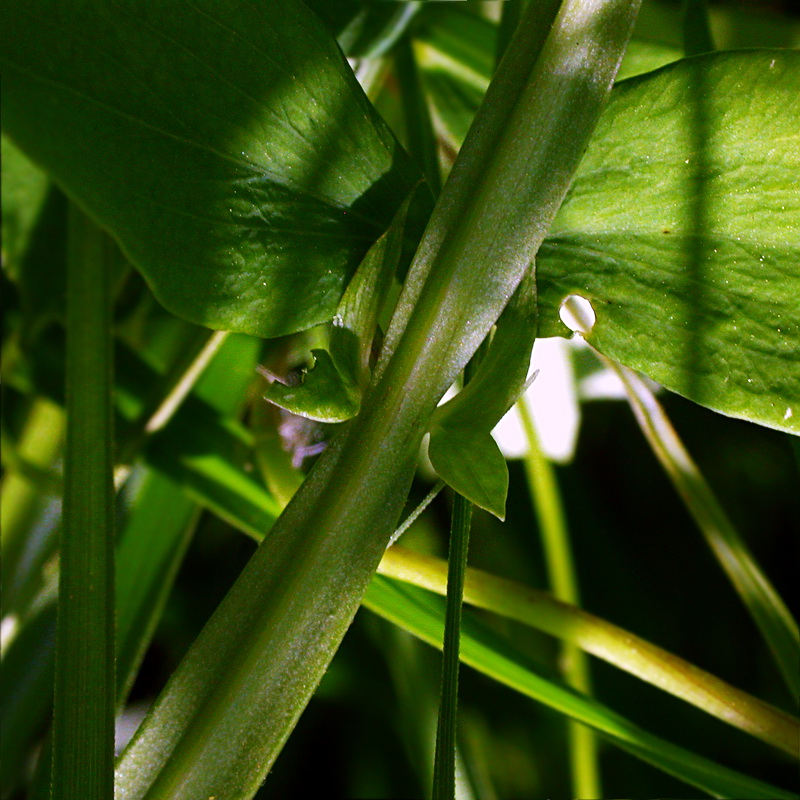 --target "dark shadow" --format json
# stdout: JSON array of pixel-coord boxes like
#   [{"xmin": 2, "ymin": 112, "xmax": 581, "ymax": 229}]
[{"xmin": 682, "ymin": 57, "xmax": 712, "ymax": 403}]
